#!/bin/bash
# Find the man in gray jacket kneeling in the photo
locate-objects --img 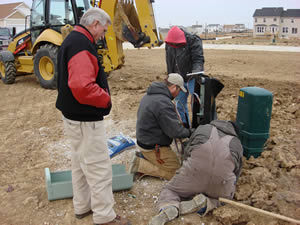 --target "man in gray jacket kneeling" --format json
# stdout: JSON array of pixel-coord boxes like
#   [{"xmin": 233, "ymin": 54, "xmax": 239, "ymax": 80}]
[
  {"xmin": 149, "ymin": 120, "xmax": 243, "ymax": 225},
  {"xmin": 131, "ymin": 73, "xmax": 192, "ymax": 181}
]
